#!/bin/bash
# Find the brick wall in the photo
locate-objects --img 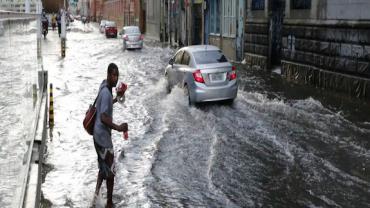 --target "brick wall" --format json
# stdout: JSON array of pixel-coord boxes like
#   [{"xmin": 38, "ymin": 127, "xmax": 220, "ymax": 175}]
[{"xmin": 102, "ymin": 0, "xmax": 140, "ymax": 29}]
